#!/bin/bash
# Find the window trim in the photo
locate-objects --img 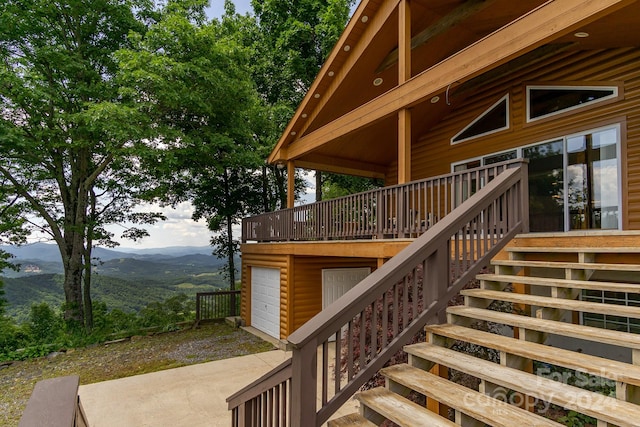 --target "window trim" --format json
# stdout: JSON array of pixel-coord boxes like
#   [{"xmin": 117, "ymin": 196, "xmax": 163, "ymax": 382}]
[
  {"xmin": 451, "ymin": 94, "xmax": 510, "ymax": 145},
  {"xmin": 452, "ymin": 123, "xmax": 623, "ymax": 231},
  {"xmin": 526, "ymin": 84, "xmax": 619, "ymax": 123}
]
